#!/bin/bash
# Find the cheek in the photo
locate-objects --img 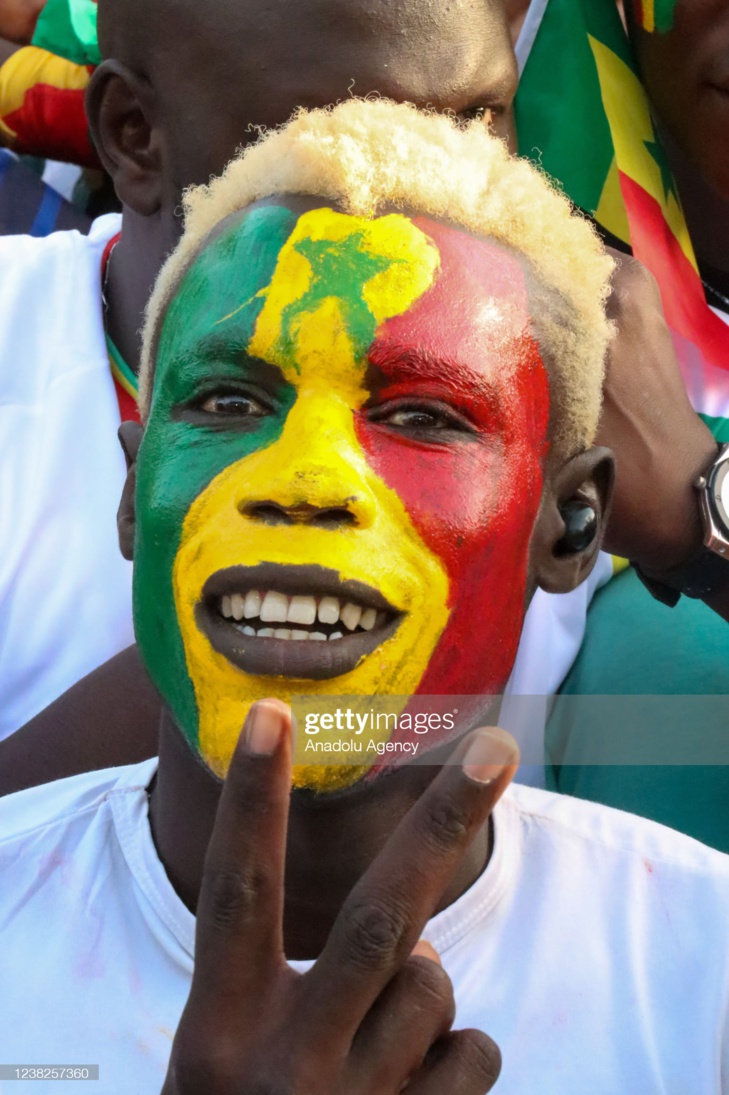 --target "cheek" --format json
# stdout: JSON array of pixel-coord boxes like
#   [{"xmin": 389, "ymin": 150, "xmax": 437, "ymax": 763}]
[{"xmin": 354, "ymin": 360, "xmax": 550, "ymax": 700}]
